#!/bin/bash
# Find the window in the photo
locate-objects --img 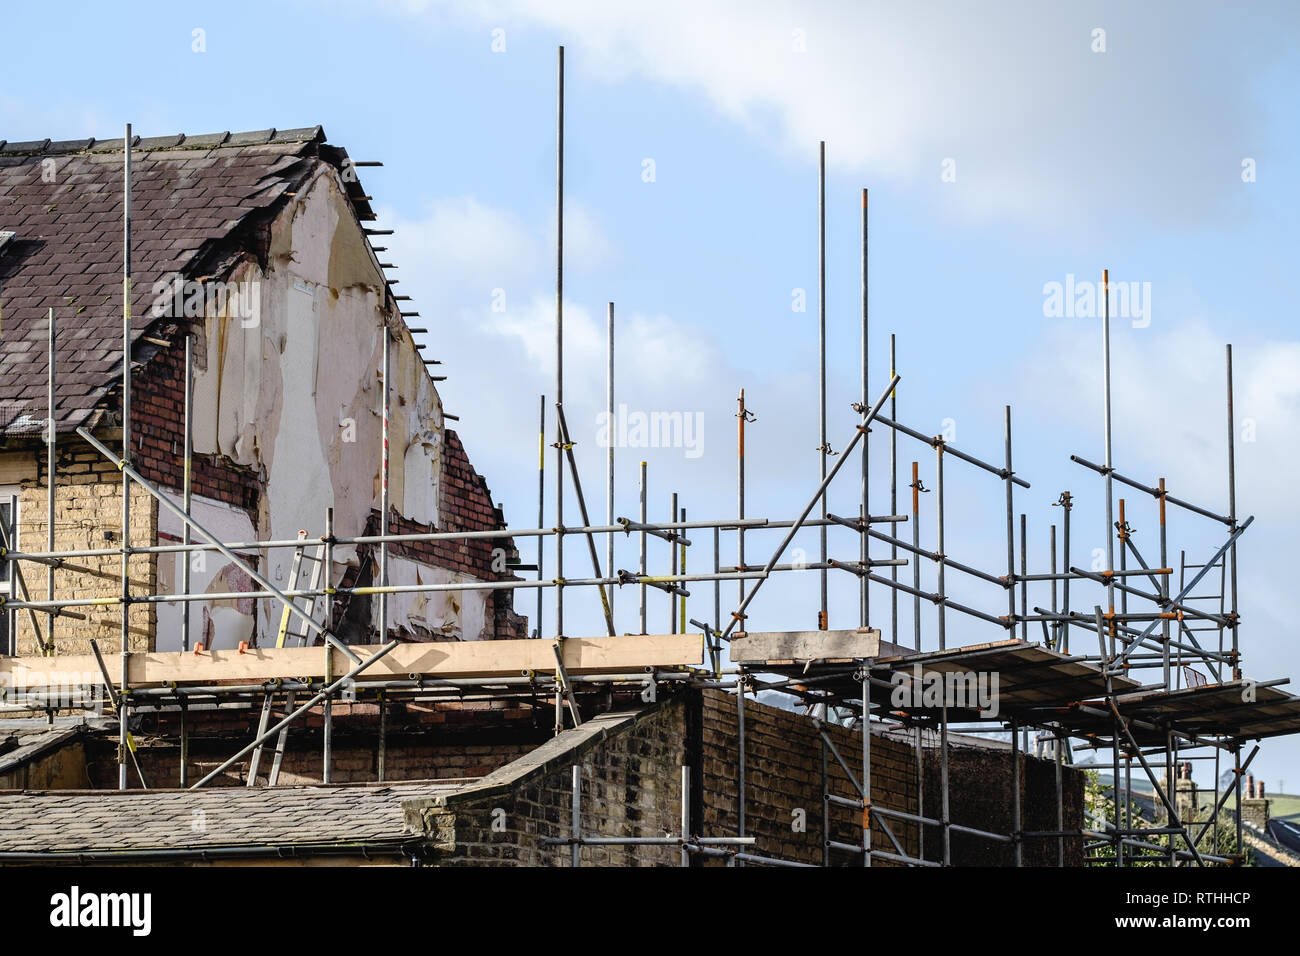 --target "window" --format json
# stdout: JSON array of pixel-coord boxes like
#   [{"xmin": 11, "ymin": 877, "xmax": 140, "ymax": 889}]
[{"xmin": 0, "ymin": 491, "xmax": 17, "ymax": 655}]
